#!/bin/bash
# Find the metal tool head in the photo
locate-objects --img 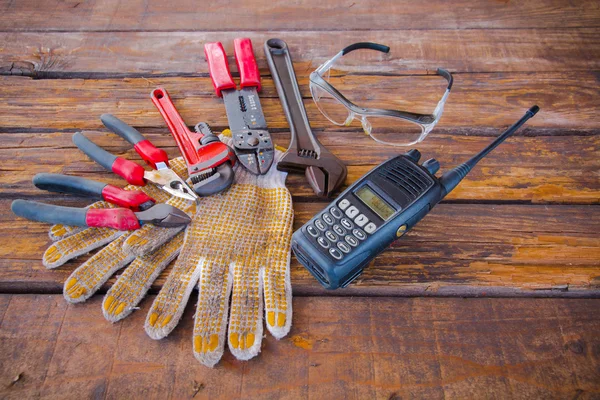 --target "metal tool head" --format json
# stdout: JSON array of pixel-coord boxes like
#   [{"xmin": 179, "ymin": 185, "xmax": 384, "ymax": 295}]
[
  {"xmin": 278, "ymin": 148, "xmax": 347, "ymax": 197},
  {"xmin": 135, "ymin": 203, "xmax": 191, "ymax": 227},
  {"xmin": 189, "ymin": 162, "xmax": 234, "ymax": 197},
  {"xmin": 221, "ymin": 88, "xmax": 275, "ymax": 175},
  {"xmin": 143, "ymin": 169, "xmax": 198, "ymax": 202}
]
